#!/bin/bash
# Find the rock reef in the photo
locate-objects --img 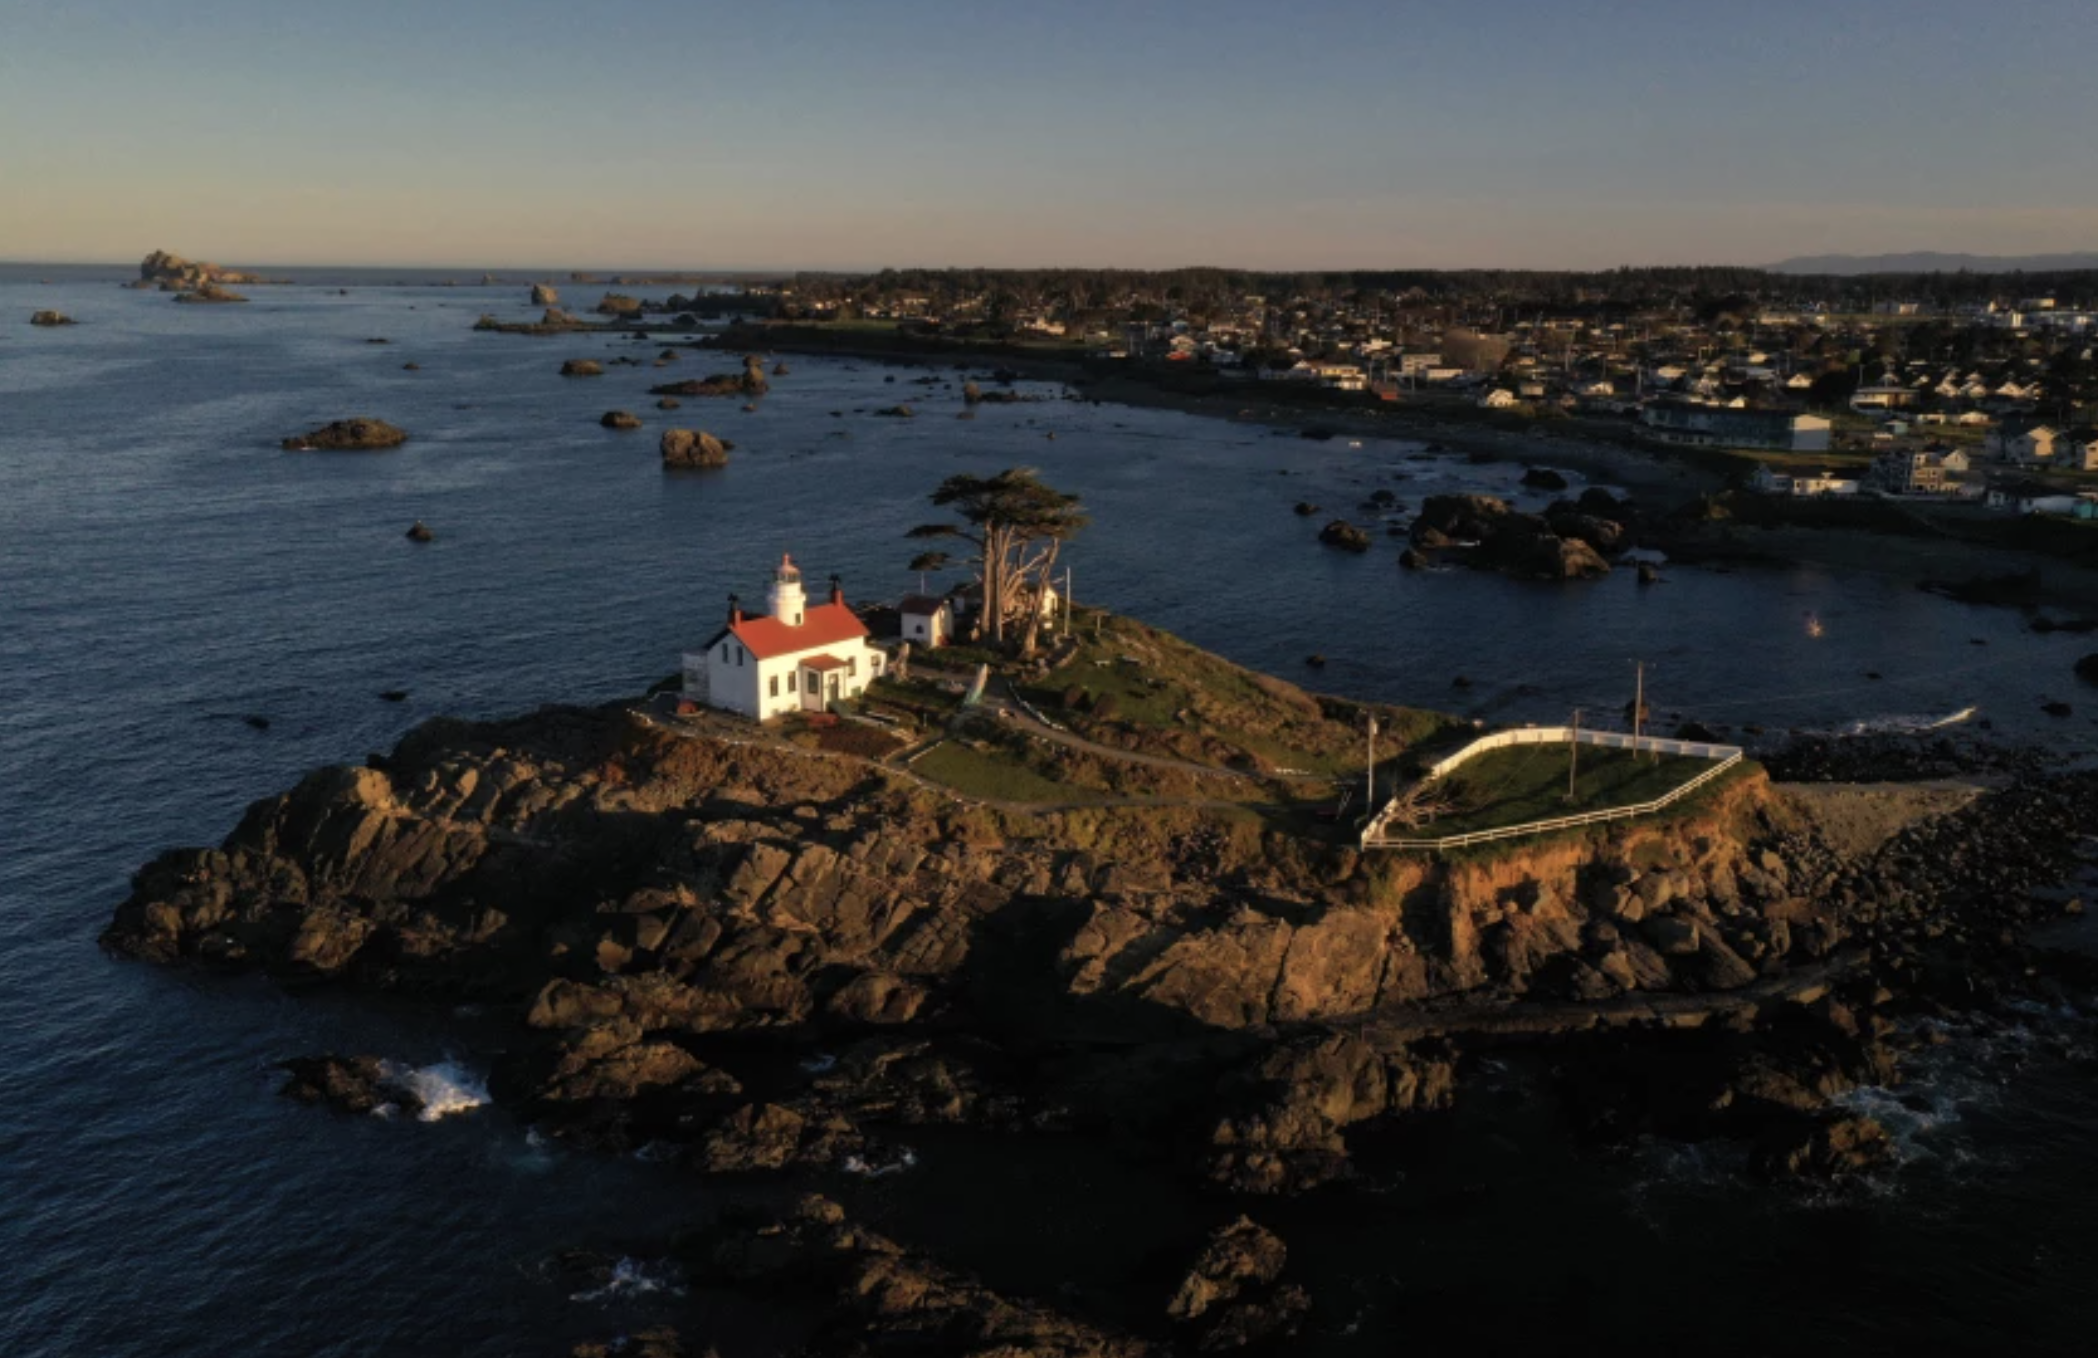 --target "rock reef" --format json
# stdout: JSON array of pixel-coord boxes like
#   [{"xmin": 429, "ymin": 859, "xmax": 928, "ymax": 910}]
[
  {"xmin": 660, "ymin": 429, "xmax": 730, "ymax": 467},
  {"xmin": 281, "ymin": 418, "xmax": 408, "ymax": 452}
]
